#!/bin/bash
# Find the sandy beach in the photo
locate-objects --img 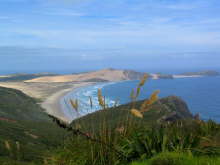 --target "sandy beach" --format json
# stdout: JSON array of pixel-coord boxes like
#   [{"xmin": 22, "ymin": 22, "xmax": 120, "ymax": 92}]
[
  {"xmin": 0, "ymin": 82, "xmax": 95, "ymax": 123},
  {"xmin": 41, "ymin": 82, "xmax": 95, "ymax": 123}
]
